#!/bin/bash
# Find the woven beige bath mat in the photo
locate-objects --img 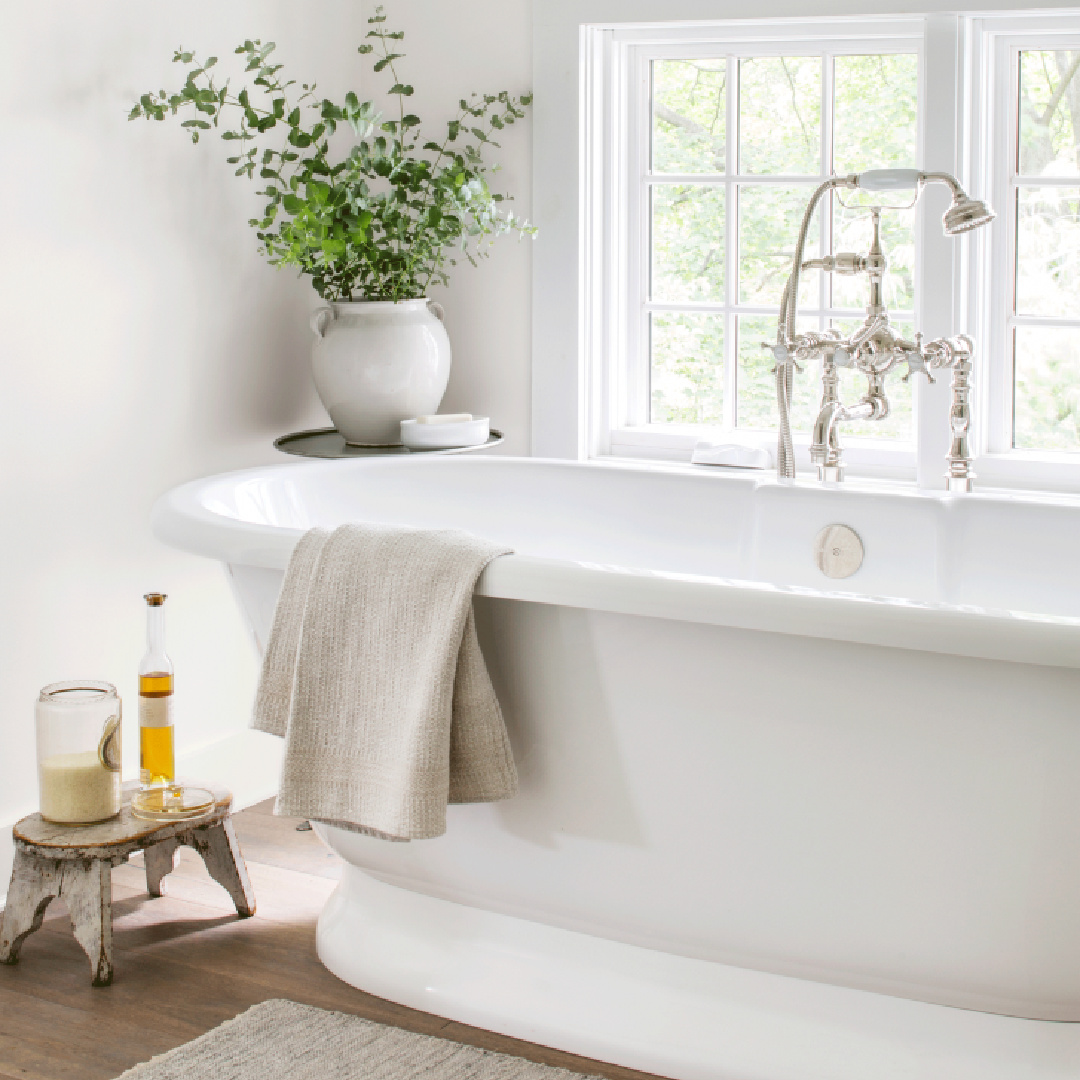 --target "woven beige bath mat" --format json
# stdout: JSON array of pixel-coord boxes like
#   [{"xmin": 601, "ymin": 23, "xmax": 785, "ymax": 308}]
[{"xmin": 115, "ymin": 999, "xmax": 600, "ymax": 1080}]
